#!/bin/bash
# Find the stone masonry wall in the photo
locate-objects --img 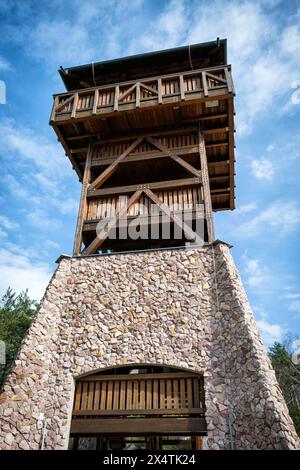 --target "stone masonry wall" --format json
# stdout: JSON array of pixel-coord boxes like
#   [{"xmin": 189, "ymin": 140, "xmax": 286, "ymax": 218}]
[{"xmin": 0, "ymin": 241, "xmax": 299, "ymax": 450}]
